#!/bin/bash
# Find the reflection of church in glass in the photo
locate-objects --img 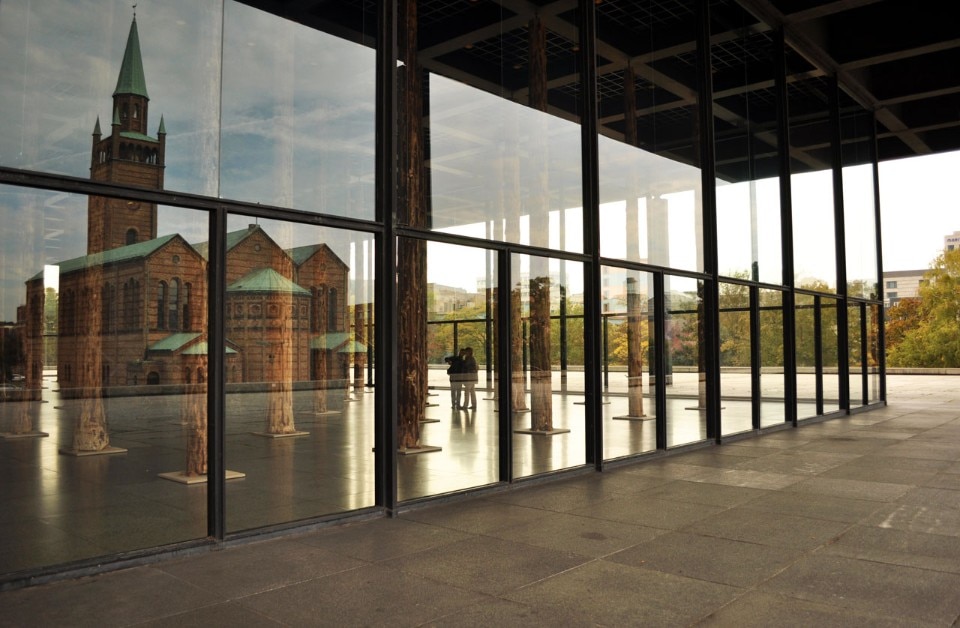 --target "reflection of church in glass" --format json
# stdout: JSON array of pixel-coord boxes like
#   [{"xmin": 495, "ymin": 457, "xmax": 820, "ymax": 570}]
[{"xmin": 24, "ymin": 17, "xmax": 351, "ymax": 392}]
